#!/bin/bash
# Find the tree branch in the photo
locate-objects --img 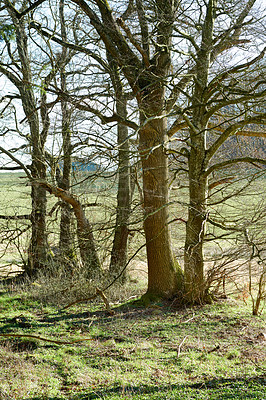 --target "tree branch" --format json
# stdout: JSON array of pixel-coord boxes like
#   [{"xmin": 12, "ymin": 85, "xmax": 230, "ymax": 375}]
[
  {"xmin": 55, "ymin": 90, "xmax": 139, "ymax": 130},
  {"xmin": 116, "ymin": 17, "xmax": 150, "ymax": 67},
  {"xmin": 29, "ymin": 22, "xmax": 110, "ymax": 71},
  {"xmin": 0, "ymin": 146, "xmax": 32, "ymax": 179},
  {"xmin": 206, "ymin": 114, "xmax": 266, "ymax": 161},
  {"xmin": 204, "ymin": 157, "xmax": 266, "ymax": 178}
]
